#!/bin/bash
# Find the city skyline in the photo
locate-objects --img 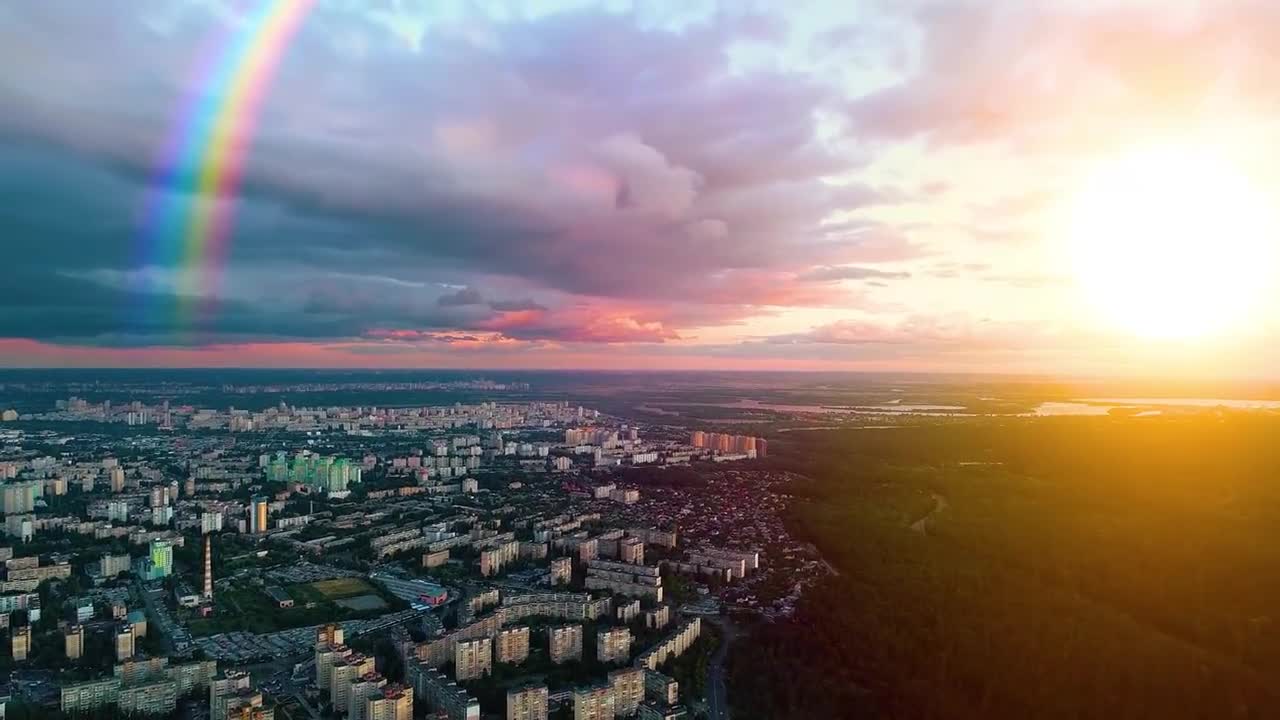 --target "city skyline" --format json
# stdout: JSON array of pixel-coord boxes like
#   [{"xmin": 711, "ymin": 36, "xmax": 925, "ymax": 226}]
[{"xmin": 5, "ymin": 0, "xmax": 1280, "ymax": 377}]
